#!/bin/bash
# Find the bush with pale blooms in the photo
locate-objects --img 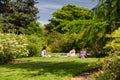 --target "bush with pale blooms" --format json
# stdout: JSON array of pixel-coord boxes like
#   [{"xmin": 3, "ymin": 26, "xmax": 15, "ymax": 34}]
[{"xmin": 0, "ymin": 33, "xmax": 29, "ymax": 64}]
